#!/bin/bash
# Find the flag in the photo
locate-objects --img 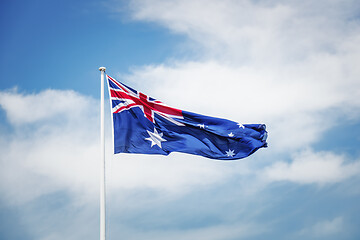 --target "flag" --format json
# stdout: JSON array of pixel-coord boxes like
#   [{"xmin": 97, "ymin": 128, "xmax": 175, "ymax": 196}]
[{"xmin": 107, "ymin": 75, "xmax": 267, "ymax": 160}]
